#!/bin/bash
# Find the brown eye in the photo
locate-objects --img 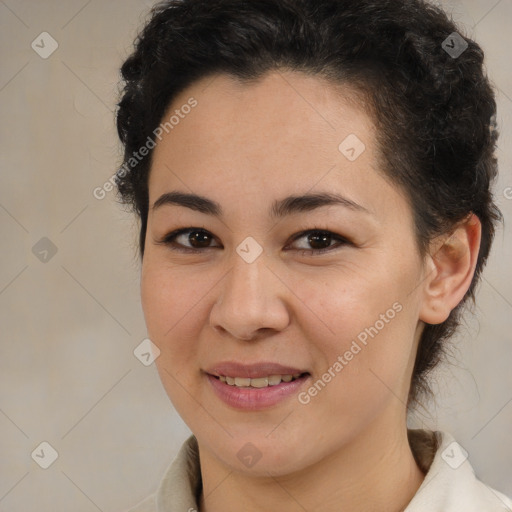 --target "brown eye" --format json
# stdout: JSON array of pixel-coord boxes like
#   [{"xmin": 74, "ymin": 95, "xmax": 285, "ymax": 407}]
[
  {"xmin": 158, "ymin": 227, "xmax": 350, "ymax": 256},
  {"xmin": 299, "ymin": 232, "xmax": 333, "ymax": 250},
  {"xmin": 185, "ymin": 229, "xmax": 213, "ymax": 248},
  {"xmin": 159, "ymin": 228, "xmax": 220, "ymax": 252},
  {"xmin": 287, "ymin": 229, "xmax": 351, "ymax": 256}
]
